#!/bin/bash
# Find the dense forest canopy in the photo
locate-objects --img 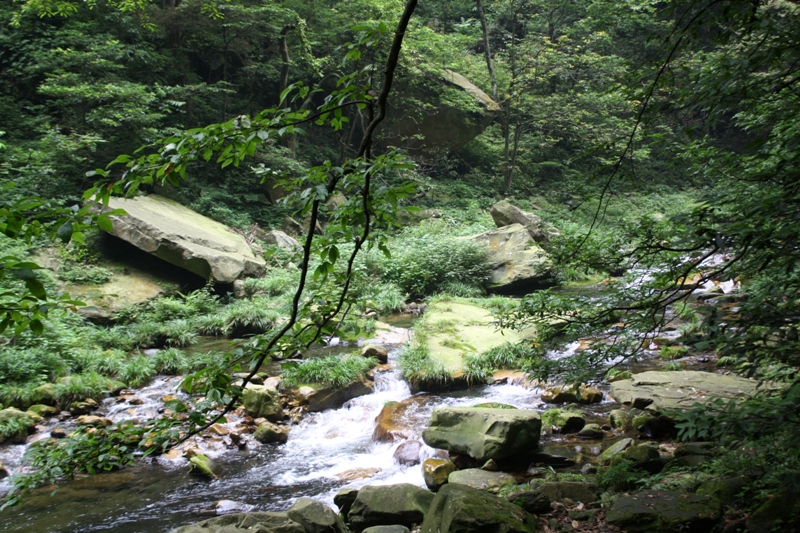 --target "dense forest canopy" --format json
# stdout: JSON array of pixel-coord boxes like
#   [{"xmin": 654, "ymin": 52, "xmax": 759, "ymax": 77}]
[{"xmin": 0, "ymin": 0, "xmax": 799, "ymax": 526}]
